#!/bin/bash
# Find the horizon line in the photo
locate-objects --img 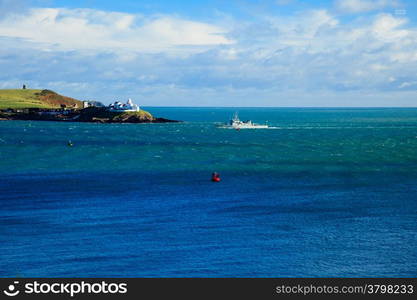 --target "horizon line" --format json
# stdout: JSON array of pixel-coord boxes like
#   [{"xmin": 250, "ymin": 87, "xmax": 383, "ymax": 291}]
[{"xmin": 140, "ymin": 106, "xmax": 417, "ymax": 109}]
